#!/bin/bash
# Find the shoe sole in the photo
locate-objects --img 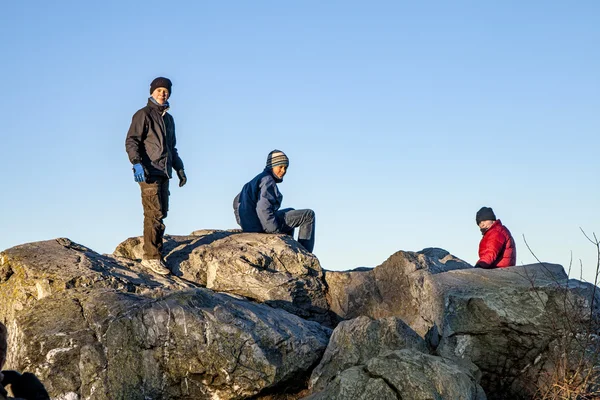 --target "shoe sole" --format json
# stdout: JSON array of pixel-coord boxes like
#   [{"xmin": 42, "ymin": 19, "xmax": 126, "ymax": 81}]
[{"xmin": 142, "ymin": 261, "xmax": 171, "ymax": 276}]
